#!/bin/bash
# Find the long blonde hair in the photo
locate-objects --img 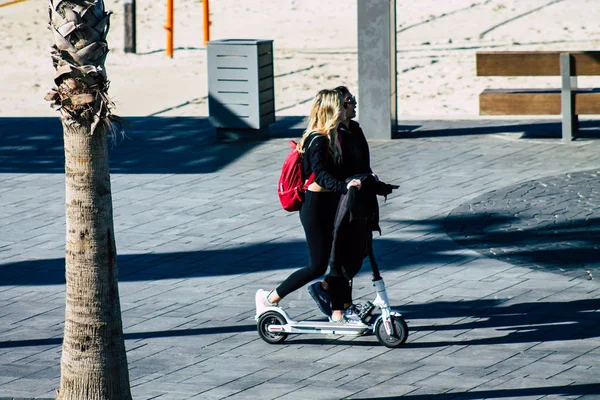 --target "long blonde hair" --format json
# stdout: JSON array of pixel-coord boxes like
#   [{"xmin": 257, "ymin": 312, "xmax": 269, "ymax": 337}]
[{"xmin": 297, "ymin": 89, "xmax": 343, "ymax": 164}]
